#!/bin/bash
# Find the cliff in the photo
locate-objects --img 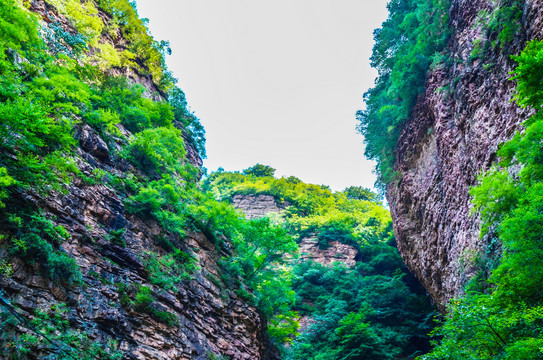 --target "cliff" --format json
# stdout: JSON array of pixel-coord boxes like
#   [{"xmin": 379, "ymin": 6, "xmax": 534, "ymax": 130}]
[
  {"xmin": 0, "ymin": 1, "xmax": 275, "ymax": 359},
  {"xmin": 231, "ymin": 194, "xmax": 289, "ymax": 220},
  {"xmin": 387, "ymin": 0, "xmax": 543, "ymax": 308}
]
